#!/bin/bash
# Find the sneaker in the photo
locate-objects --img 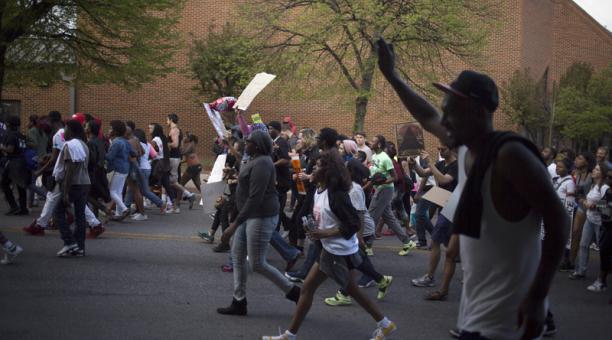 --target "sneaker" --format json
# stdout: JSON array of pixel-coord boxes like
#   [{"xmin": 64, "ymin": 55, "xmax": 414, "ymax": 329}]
[
  {"xmin": 370, "ymin": 321, "xmax": 397, "ymax": 340},
  {"xmin": 365, "ymin": 247, "xmax": 374, "ymax": 256},
  {"xmin": 23, "ymin": 222, "xmax": 45, "ymax": 236},
  {"xmin": 221, "ymin": 264, "xmax": 233, "ymax": 272},
  {"xmin": 587, "ymin": 279, "xmax": 608, "ymax": 293},
  {"xmin": 377, "ymin": 275, "xmax": 393, "ymax": 300},
  {"xmin": 412, "ymin": 274, "xmax": 435, "ymax": 287},
  {"xmin": 187, "ymin": 195, "xmax": 196, "ymax": 210},
  {"xmin": 198, "ymin": 231, "xmax": 214, "ymax": 243},
  {"xmin": 358, "ymin": 277, "xmax": 377, "ymax": 288},
  {"xmin": 87, "ymin": 224, "xmax": 106, "ymax": 239},
  {"xmin": 1, "ymin": 242, "xmax": 23, "ymax": 265},
  {"xmin": 131, "ymin": 213, "xmax": 148, "ymax": 221},
  {"xmin": 543, "ymin": 313, "xmax": 557, "ymax": 337},
  {"xmin": 262, "ymin": 330, "xmax": 294, "ymax": 340},
  {"xmin": 416, "ymin": 243, "xmax": 430, "ymax": 250},
  {"xmin": 398, "ymin": 240, "xmax": 417, "ymax": 256},
  {"xmin": 172, "ymin": 207, "xmax": 181, "ymax": 214},
  {"xmin": 71, "ymin": 248, "xmax": 85, "ymax": 257},
  {"xmin": 284, "ymin": 271, "xmax": 305, "ymax": 283},
  {"xmin": 324, "ymin": 291, "xmax": 352, "ymax": 306},
  {"xmin": 568, "ymin": 272, "xmax": 586, "ymax": 280},
  {"xmin": 57, "ymin": 244, "xmax": 79, "ymax": 257},
  {"xmin": 590, "ymin": 243, "xmax": 600, "ymax": 252},
  {"xmin": 213, "ymin": 243, "xmax": 231, "ymax": 253},
  {"xmin": 449, "ymin": 328, "xmax": 462, "ymax": 339},
  {"xmin": 209, "ymin": 213, "xmax": 216, "ymax": 221}
]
